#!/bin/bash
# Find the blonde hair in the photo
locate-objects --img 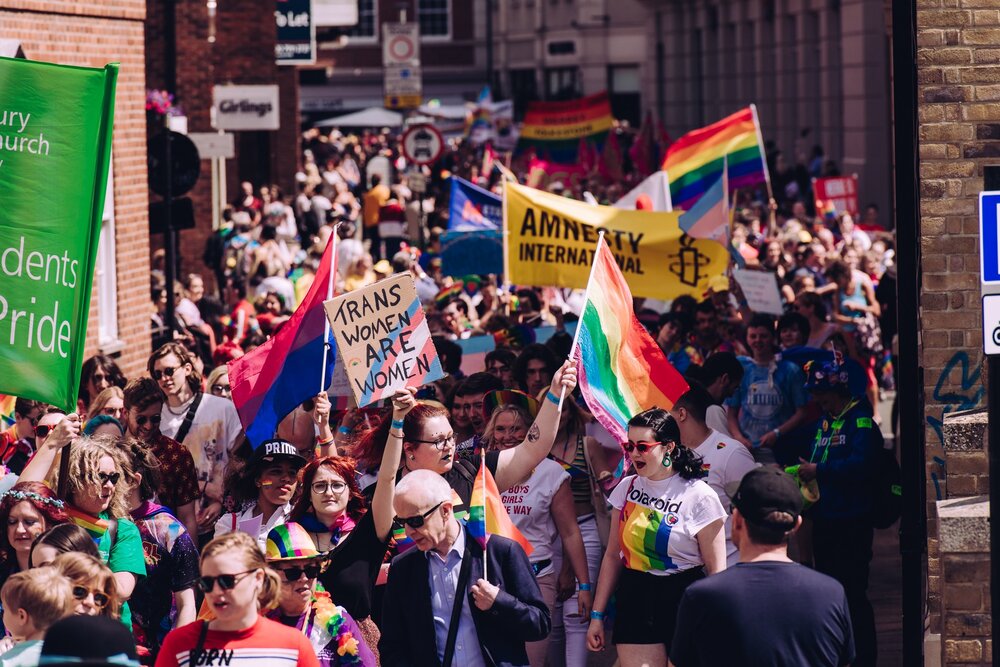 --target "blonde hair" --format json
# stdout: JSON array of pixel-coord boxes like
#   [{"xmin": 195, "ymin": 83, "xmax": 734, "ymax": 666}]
[
  {"xmin": 201, "ymin": 532, "xmax": 282, "ymax": 612},
  {"xmin": 1, "ymin": 568, "xmax": 75, "ymax": 631},
  {"xmin": 65, "ymin": 436, "xmax": 132, "ymax": 519},
  {"xmin": 481, "ymin": 404, "xmax": 532, "ymax": 451},
  {"xmin": 86, "ymin": 386, "xmax": 124, "ymax": 422},
  {"xmin": 51, "ymin": 552, "xmax": 121, "ymax": 619}
]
